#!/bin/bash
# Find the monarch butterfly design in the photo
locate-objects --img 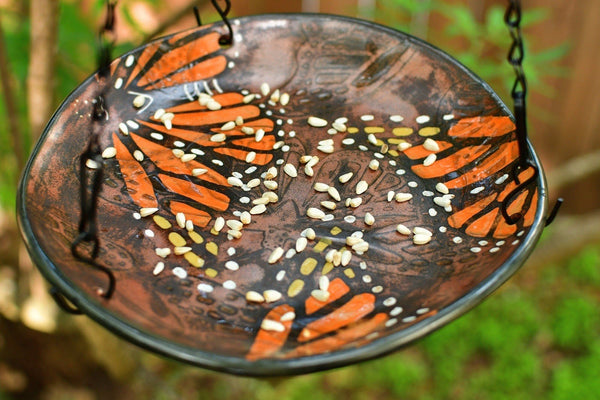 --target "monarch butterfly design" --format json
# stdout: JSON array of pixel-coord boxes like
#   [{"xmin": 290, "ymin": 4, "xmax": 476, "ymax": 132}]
[{"xmin": 24, "ymin": 15, "xmax": 541, "ymax": 369}]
